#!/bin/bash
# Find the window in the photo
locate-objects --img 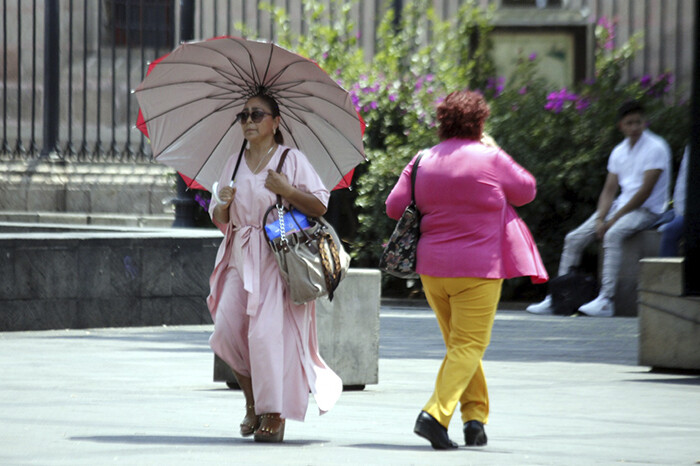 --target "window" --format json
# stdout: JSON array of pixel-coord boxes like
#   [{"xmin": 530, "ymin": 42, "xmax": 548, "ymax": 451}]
[
  {"xmin": 105, "ymin": 0, "xmax": 175, "ymax": 48},
  {"xmin": 502, "ymin": 0, "xmax": 562, "ymax": 7}
]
